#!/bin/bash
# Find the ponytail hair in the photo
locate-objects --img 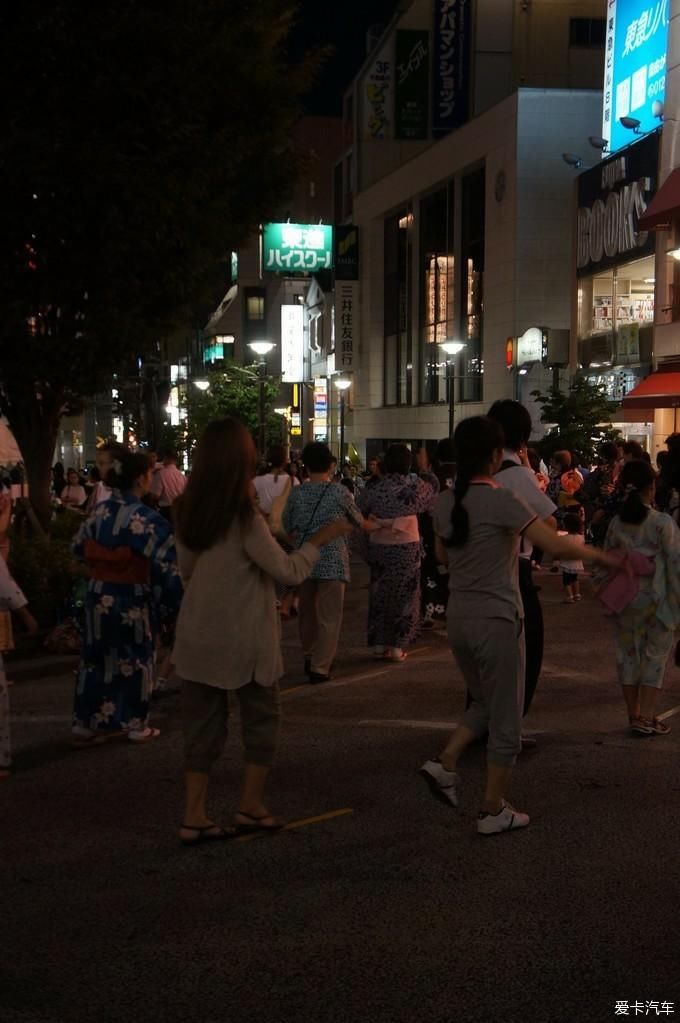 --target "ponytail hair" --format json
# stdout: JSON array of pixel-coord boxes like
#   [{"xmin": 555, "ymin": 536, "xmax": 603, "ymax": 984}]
[
  {"xmin": 447, "ymin": 416, "xmax": 504, "ymax": 546},
  {"xmin": 618, "ymin": 460, "xmax": 655, "ymax": 525}
]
